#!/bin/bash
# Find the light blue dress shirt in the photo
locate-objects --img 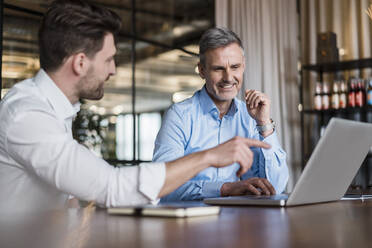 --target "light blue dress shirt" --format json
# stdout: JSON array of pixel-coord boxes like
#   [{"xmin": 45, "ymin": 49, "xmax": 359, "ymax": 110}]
[{"xmin": 153, "ymin": 86, "xmax": 289, "ymax": 201}]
